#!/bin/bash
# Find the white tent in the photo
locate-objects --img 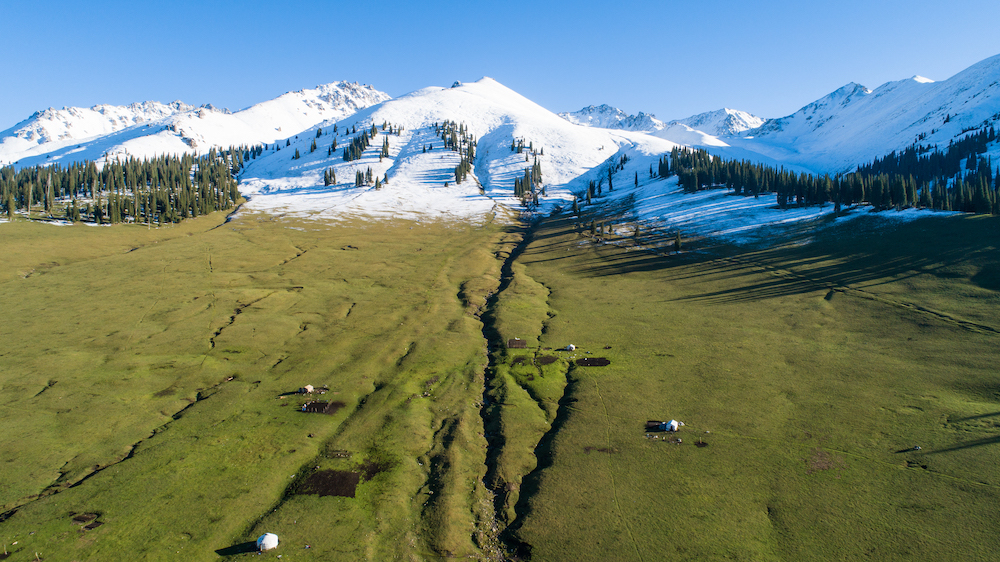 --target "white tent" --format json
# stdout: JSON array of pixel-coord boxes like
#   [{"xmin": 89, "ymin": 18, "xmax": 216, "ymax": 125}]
[{"xmin": 257, "ymin": 533, "xmax": 279, "ymax": 551}]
